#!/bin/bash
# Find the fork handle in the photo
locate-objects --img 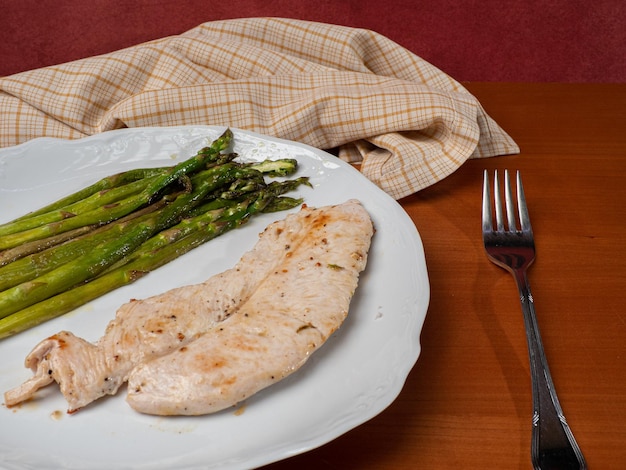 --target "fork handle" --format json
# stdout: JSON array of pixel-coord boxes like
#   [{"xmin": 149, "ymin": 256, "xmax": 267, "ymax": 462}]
[{"xmin": 513, "ymin": 269, "xmax": 587, "ymax": 470}]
